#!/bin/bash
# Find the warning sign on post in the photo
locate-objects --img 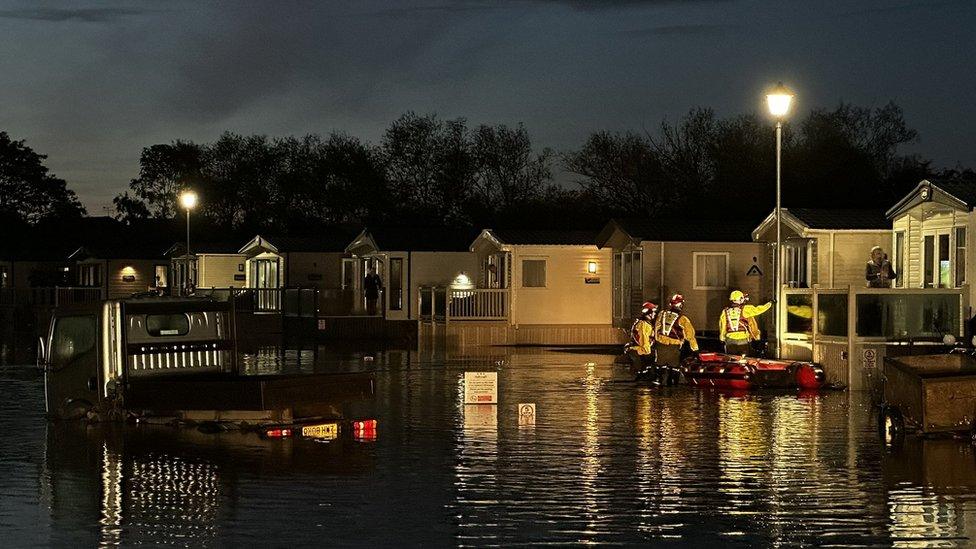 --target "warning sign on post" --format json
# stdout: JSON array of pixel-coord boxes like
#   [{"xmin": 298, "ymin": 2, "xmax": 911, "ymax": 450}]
[
  {"xmin": 463, "ymin": 371, "xmax": 498, "ymax": 404},
  {"xmin": 862, "ymin": 348, "xmax": 877, "ymax": 369}
]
